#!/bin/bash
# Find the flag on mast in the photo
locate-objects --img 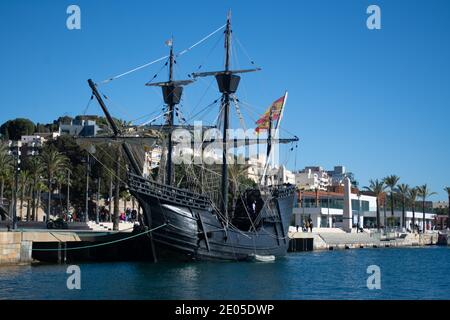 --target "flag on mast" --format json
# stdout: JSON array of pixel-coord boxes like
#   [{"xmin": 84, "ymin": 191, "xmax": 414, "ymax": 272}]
[{"xmin": 255, "ymin": 94, "xmax": 286, "ymax": 134}]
